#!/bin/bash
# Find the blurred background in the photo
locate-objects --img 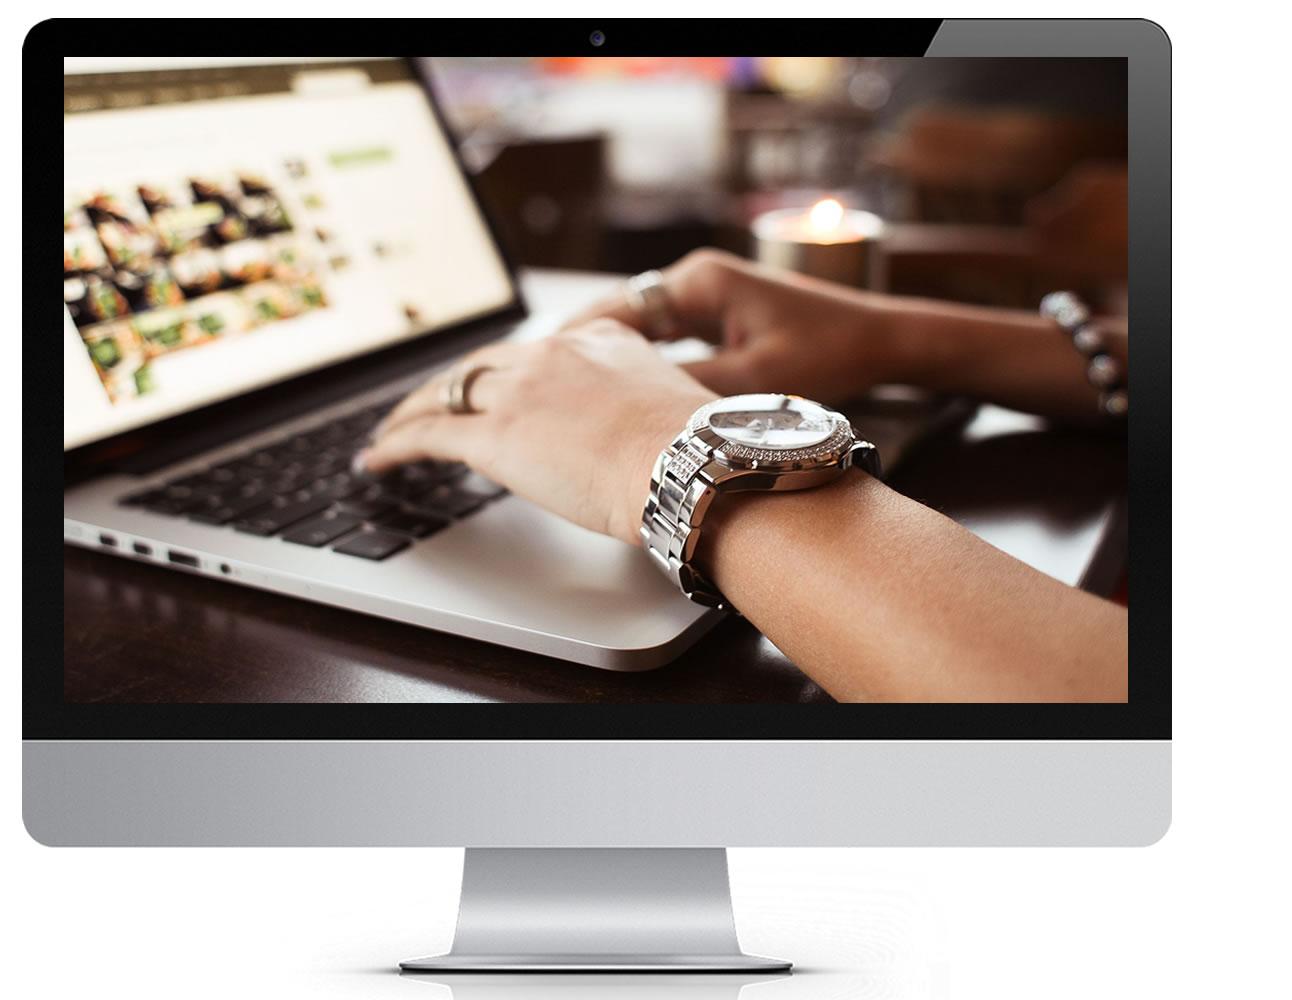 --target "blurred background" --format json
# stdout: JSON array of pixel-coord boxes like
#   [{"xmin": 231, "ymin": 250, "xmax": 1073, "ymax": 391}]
[{"xmin": 426, "ymin": 56, "xmax": 1128, "ymax": 313}]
